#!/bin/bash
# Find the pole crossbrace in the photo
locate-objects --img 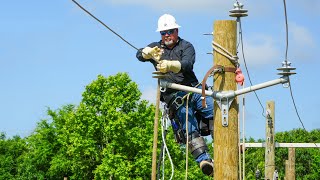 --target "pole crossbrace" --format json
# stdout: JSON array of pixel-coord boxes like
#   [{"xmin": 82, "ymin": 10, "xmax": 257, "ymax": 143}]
[{"xmin": 241, "ymin": 143, "xmax": 320, "ymax": 148}]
